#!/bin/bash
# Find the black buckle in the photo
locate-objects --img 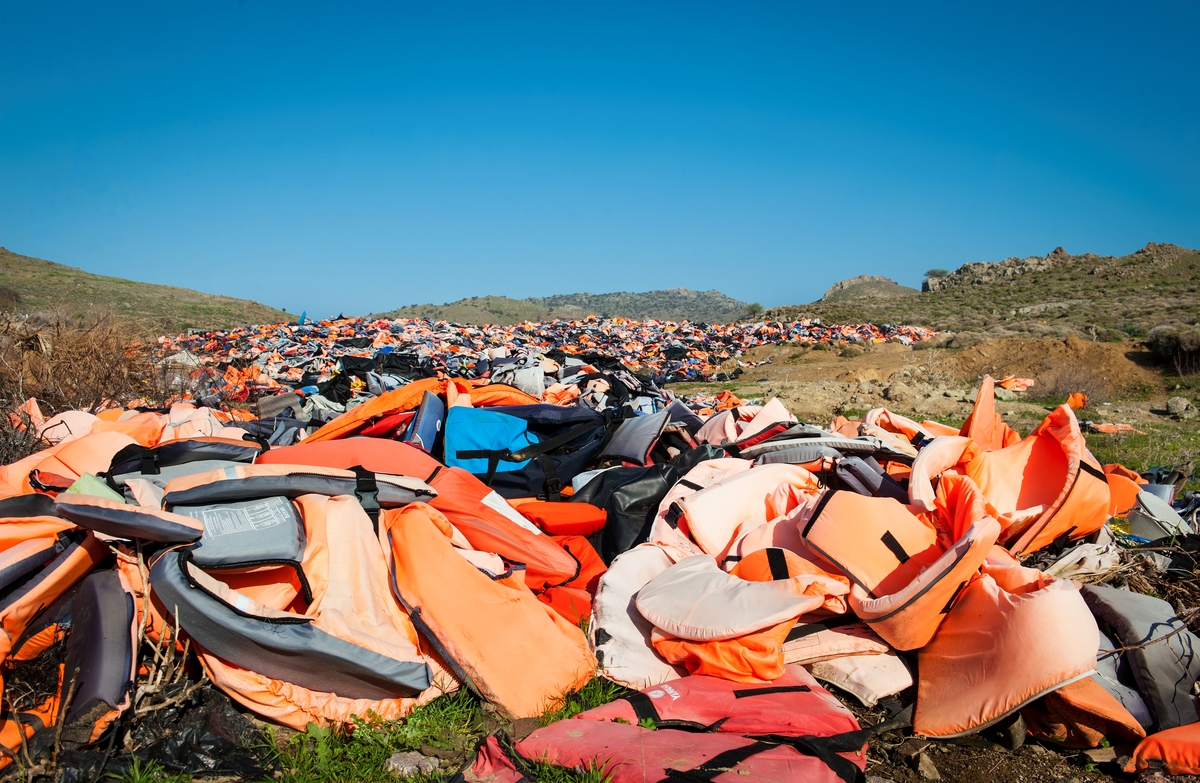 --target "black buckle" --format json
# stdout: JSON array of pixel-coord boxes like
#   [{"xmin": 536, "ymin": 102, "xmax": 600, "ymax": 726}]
[{"xmin": 350, "ymin": 466, "xmax": 381, "ymax": 533}]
